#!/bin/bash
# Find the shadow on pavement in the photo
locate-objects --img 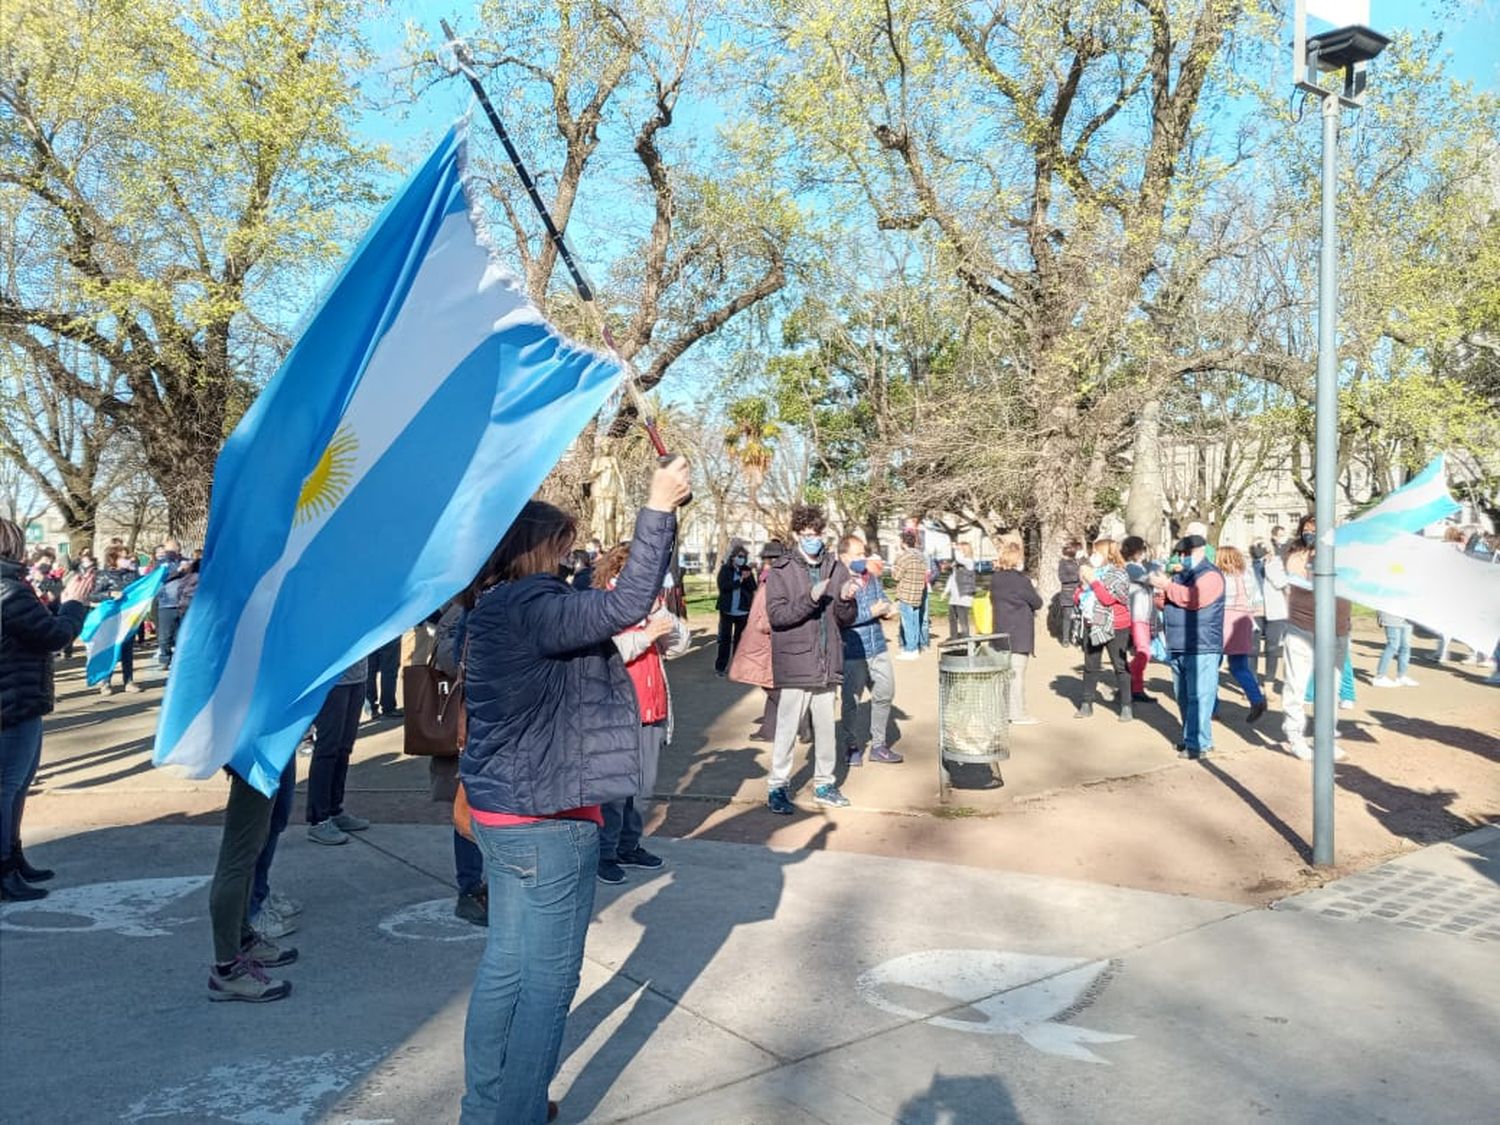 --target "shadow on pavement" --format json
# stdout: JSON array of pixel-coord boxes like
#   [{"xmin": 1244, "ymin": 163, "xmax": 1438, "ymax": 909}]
[
  {"xmin": 896, "ymin": 1070, "xmax": 1018, "ymax": 1124},
  {"xmin": 1334, "ymin": 764, "xmax": 1474, "ymax": 845},
  {"xmin": 1365, "ymin": 711, "xmax": 1500, "ymax": 765},
  {"xmin": 1198, "ymin": 759, "xmax": 1313, "ymax": 864}
]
